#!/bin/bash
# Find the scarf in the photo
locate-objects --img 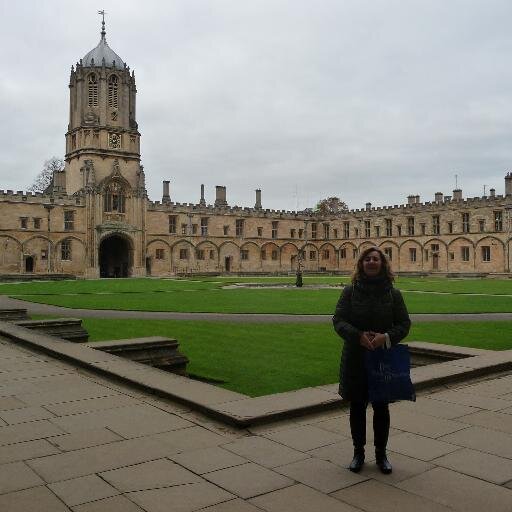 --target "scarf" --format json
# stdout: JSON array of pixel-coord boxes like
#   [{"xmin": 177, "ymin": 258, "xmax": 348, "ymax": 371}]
[{"xmin": 354, "ymin": 274, "xmax": 392, "ymax": 297}]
